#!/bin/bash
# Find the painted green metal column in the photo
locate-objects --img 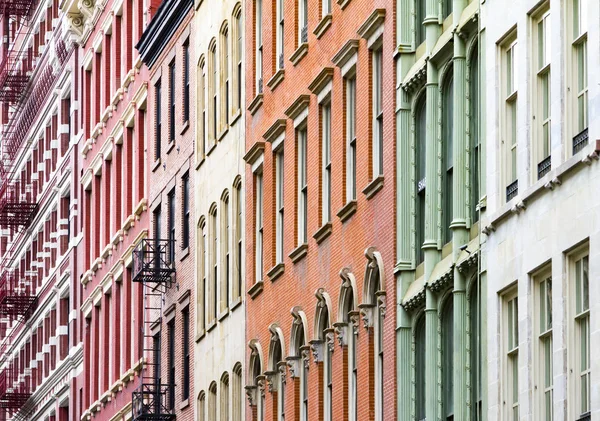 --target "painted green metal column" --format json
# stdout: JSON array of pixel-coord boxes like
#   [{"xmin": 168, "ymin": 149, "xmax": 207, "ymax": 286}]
[
  {"xmin": 425, "ymin": 287, "xmax": 438, "ymax": 421},
  {"xmin": 451, "ymin": 1, "xmax": 468, "ymax": 421}
]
